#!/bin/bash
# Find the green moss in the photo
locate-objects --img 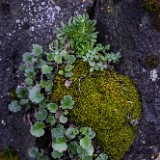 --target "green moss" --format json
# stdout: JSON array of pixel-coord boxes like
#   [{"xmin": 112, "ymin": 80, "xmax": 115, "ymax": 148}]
[
  {"xmin": 142, "ymin": 0, "xmax": 160, "ymax": 30},
  {"xmin": 0, "ymin": 147, "xmax": 19, "ymax": 160},
  {"xmin": 52, "ymin": 61, "xmax": 141, "ymax": 160}
]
